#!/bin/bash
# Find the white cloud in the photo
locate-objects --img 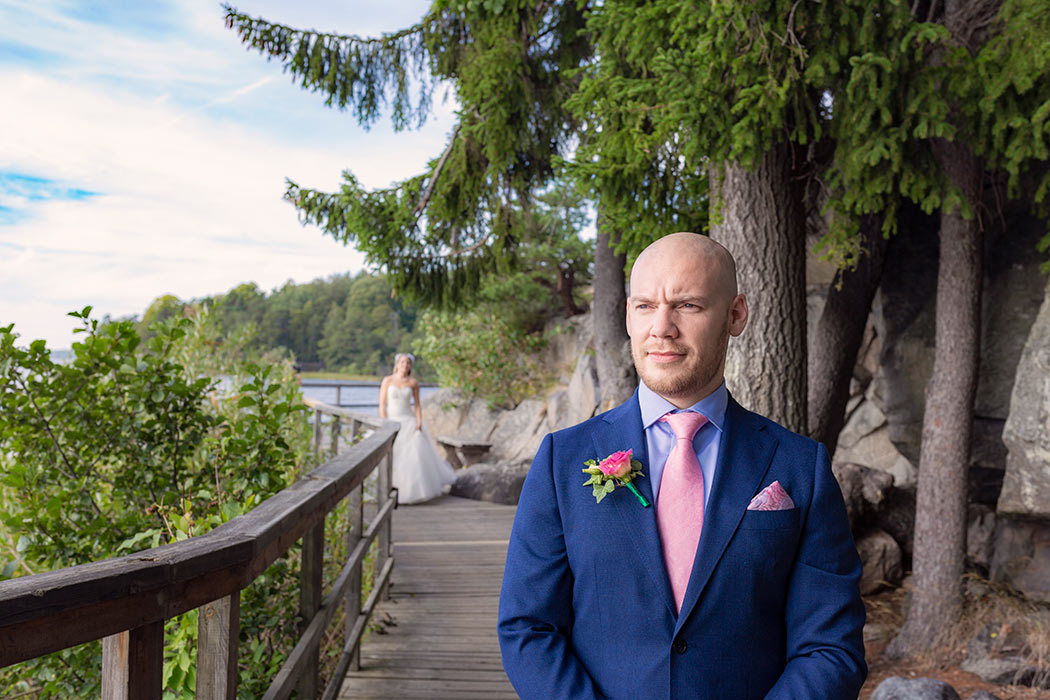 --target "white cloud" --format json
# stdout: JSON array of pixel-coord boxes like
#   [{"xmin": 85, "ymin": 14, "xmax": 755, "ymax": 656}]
[{"xmin": 0, "ymin": 0, "xmax": 457, "ymax": 348}]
